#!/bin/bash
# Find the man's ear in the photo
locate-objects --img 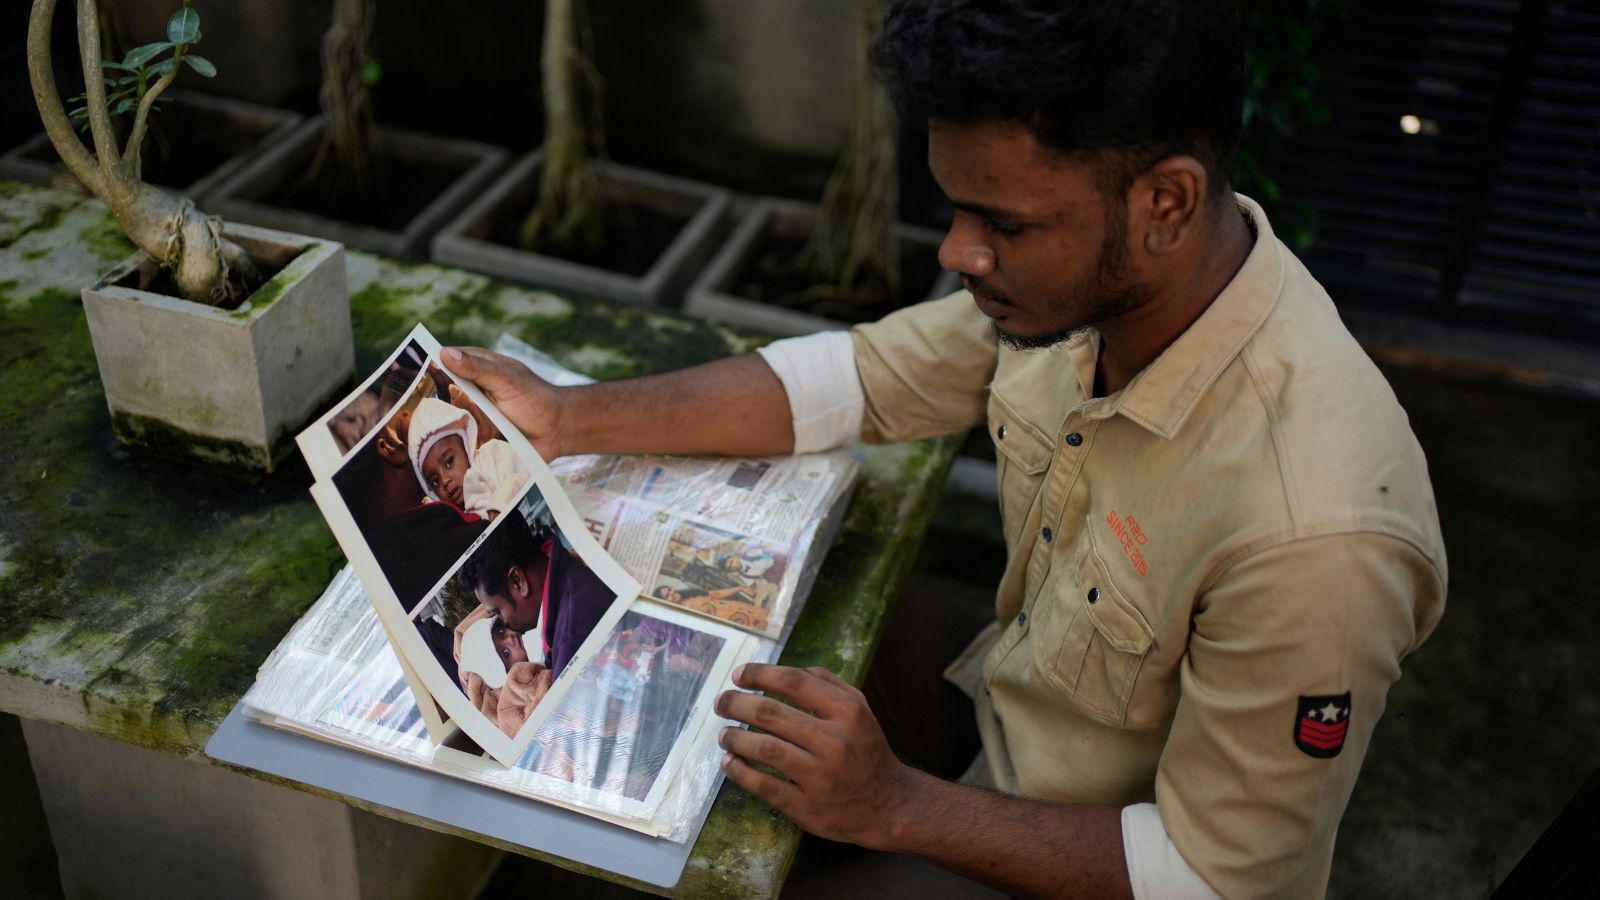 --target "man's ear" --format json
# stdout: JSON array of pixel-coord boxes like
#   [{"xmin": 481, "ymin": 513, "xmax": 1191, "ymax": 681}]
[
  {"xmin": 506, "ymin": 565, "xmax": 529, "ymax": 601},
  {"xmin": 1134, "ymin": 155, "xmax": 1207, "ymax": 256}
]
